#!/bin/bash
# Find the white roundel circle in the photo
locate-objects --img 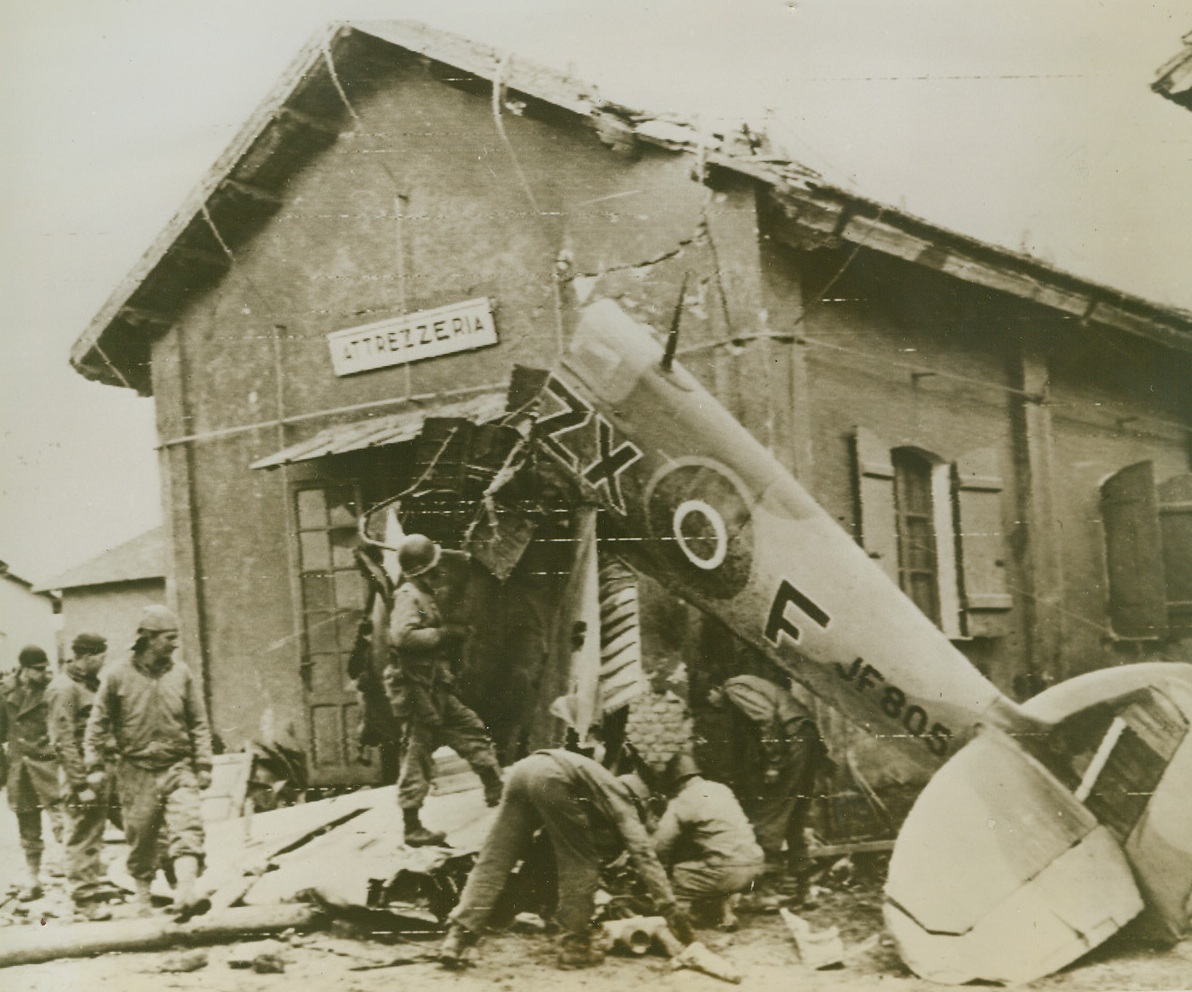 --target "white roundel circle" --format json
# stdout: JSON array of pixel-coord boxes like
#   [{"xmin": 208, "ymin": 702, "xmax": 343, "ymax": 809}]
[{"xmin": 672, "ymin": 499, "xmax": 729, "ymax": 570}]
